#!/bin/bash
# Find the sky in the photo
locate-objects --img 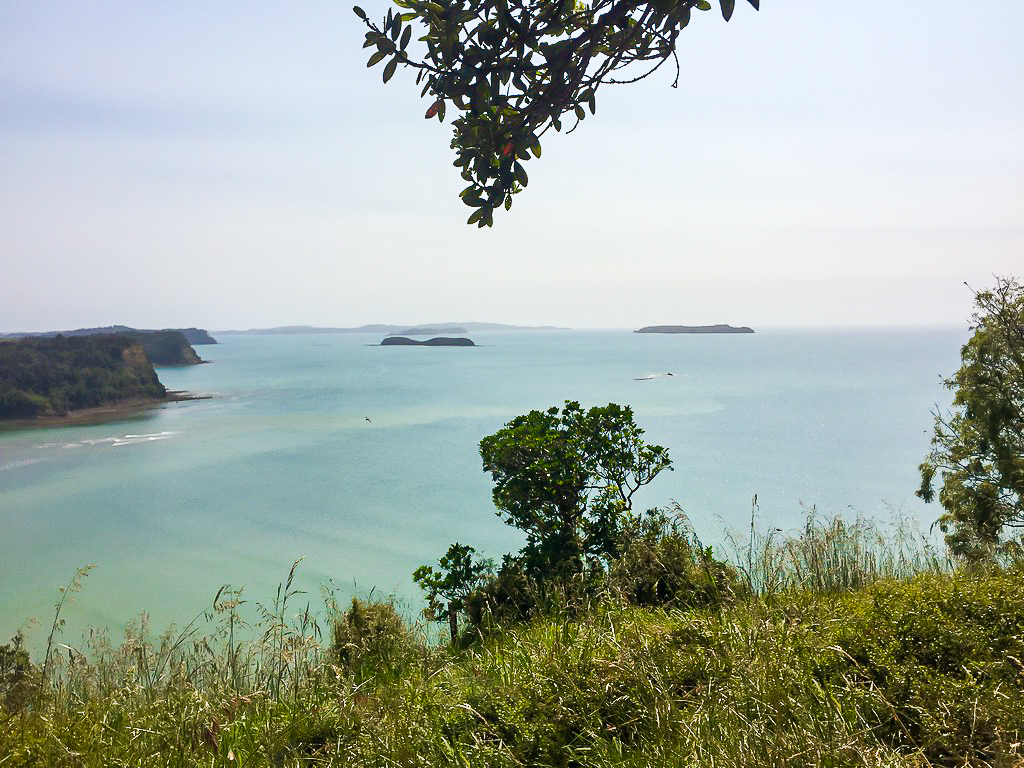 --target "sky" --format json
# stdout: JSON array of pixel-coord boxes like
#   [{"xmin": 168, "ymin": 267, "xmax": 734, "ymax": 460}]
[{"xmin": 1, "ymin": 1, "xmax": 1022, "ymax": 332}]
